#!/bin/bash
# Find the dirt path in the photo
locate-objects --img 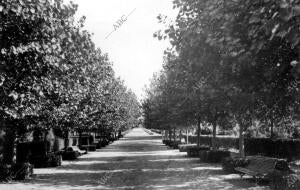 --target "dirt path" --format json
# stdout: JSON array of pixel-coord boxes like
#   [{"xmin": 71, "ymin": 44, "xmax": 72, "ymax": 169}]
[{"xmin": 0, "ymin": 128, "xmax": 269, "ymax": 190}]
